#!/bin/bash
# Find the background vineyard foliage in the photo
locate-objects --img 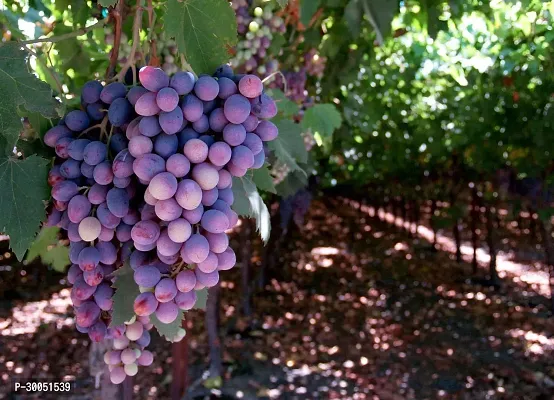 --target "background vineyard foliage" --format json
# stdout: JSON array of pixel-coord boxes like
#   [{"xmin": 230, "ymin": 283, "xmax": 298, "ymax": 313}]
[{"xmin": 0, "ymin": 0, "xmax": 553, "ymax": 316}]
